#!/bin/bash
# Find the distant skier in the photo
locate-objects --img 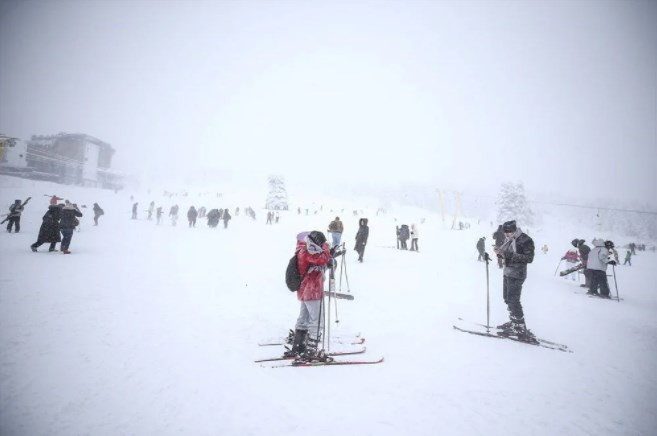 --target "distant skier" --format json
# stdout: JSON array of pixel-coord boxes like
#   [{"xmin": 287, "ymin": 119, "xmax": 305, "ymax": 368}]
[
  {"xmin": 587, "ymin": 239, "xmax": 615, "ymax": 298},
  {"xmin": 4, "ymin": 197, "xmax": 31, "ymax": 233},
  {"xmin": 355, "ymin": 218, "xmax": 369, "ymax": 263},
  {"xmin": 187, "ymin": 206, "xmax": 198, "ymax": 228},
  {"xmin": 493, "ymin": 220, "xmax": 535, "ymax": 339},
  {"xmin": 93, "ymin": 203, "xmax": 104, "ymax": 226},
  {"xmin": 207, "ymin": 209, "xmax": 220, "ymax": 228},
  {"xmin": 222, "ymin": 209, "xmax": 231, "ymax": 228},
  {"xmin": 573, "ymin": 239, "xmax": 591, "ymax": 288},
  {"xmin": 148, "ymin": 201, "xmax": 155, "ymax": 220},
  {"xmin": 266, "ymin": 211, "xmax": 273, "ymax": 225},
  {"xmin": 624, "ymin": 250, "xmax": 632, "ymax": 266},
  {"xmin": 492, "ymin": 225, "xmax": 506, "ymax": 269},
  {"xmin": 476, "ymin": 237, "xmax": 486, "ymax": 261},
  {"xmin": 235, "ymin": 207, "xmax": 240, "ymax": 216},
  {"xmin": 30, "ymin": 204, "xmax": 62, "ymax": 252},
  {"xmin": 59, "ymin": 202, "xmax": 83, "ymax": 254},
  {"xmin": 169, "ymin": 205, "xmax": 179, "ymax": 226},
  {"xmin": 410, "ymin": 224, "xmax": 420, "ymax": 251},
  {"xmin": 132, "ymin": 202, "xmax": 138, "ymax": 220},
  {"xmin": 561, "ymin": 249, "xmax": 579, "ymax": 281},
  {"xmin": 283, "ymin": 231, "xmax": 331, "ymax": 360},
  {"xmin": 156, "ymin": 207, "xmax": 163, "ymax": 225},
  {"xmin": 541, "ymin": 244, "xmax": 549, "ymax": 255},
  {"xmin": 327, "ymin": 216, "xmax": 344, "ymax": 247},
  {"xmin": 399, "ymin": 224, "xmax": 410, "ymax": 250},
  {"xmin": 275, "ymin": 212, "xmax": 280, "ymax": 224}
]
